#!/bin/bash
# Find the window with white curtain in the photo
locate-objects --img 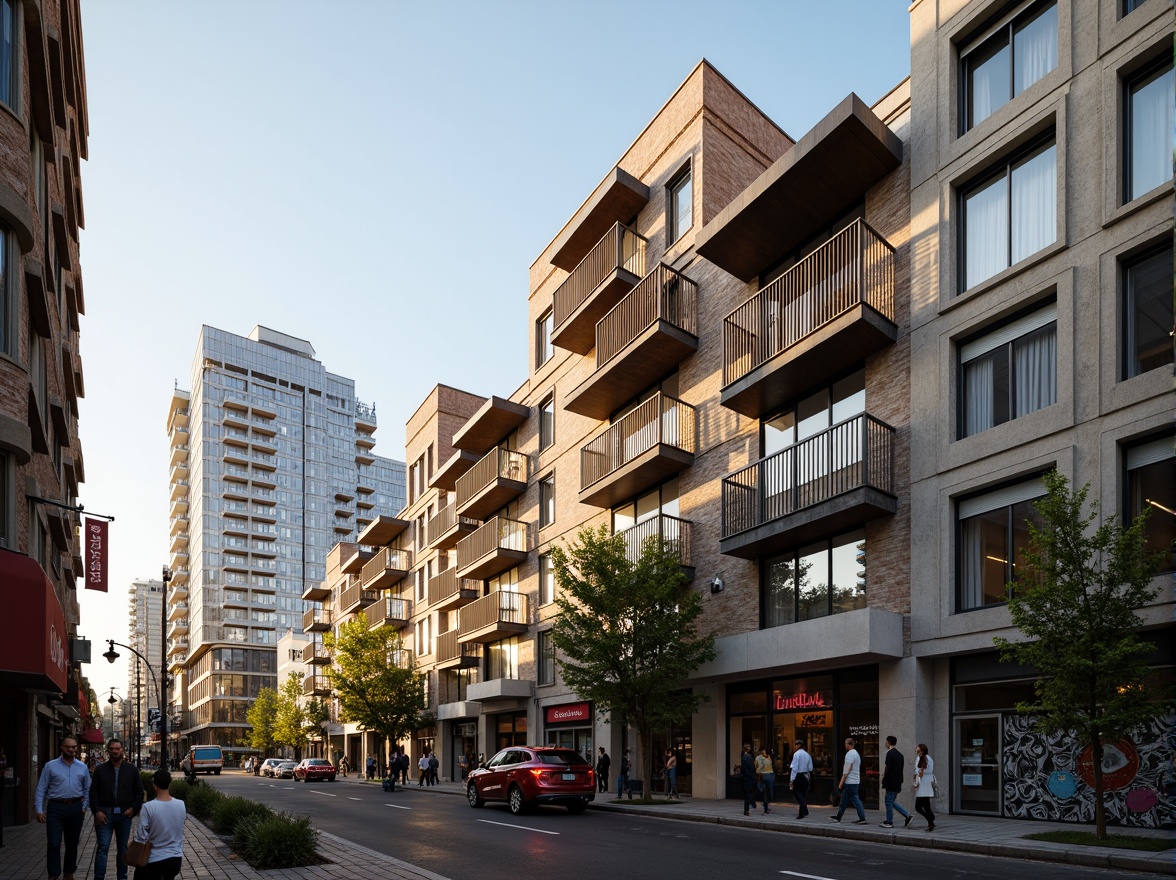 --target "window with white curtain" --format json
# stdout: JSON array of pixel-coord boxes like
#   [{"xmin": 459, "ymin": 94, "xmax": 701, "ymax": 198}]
[
  {"xmin": 960, "ymin": 302, "xmax": 1057, "ymax": 437},
  {"xmin": 1122, "ymin": 243, "xmax": 1174, "ymax": 379},
  {"xmin": 962, "ymin": 139, "xmax": 1057, "ymax": 290},
  {"xmin": 1125, "ymin": 434, "xmax": 1175, "ymax": 574},
  {"xmin": 957, "ymin": 478, "xmax": 1045, "ymax": 611},
  {"xmin": 1126, "ymin": 58, "xmax": 1175, "ymax": 202},
  {"xmin": 487, "ymin": 636, "xmax": 518, "ymax": 680},
  {"xmin": 962, "ymin": 1, "xmax": 1057, "ymax": 131}
]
